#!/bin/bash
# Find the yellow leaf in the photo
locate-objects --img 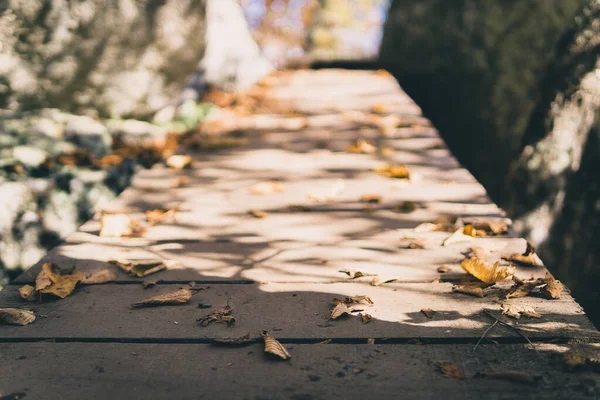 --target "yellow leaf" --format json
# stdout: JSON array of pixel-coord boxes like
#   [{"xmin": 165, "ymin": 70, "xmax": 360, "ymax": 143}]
[
  {"xmin": 0, "ymin": 308, "xmax": 35, "ymax": 326},
  {"xmin": 132, "ymin": 288, "xmax": 195, "ymax": 308},
  {"xmin": 248, "ymin": 209, "xmax": 268, "ymax": 218},
  {"xmin": 109, "ymin": 258, "xmax": 166, "ymax": 278},
  {"xmin": 35, "ymin": 263, "xmax": 82, "ymax": 299},
  {"xmin": 347, "ymin": 139, "xmax": 377, "ymax": 154},
  {"xmin": 374, "ymin": 163, "xmax": 410, "ymax": 180},
  {"xmin": 81, "ymin": 269, "xmax": 116, "ymax": 285},
  {"xmin": 250, "ymin": 181, "xmax": 286, "ymax": 195},
  {"xmin": 460, "ymin": 257, "xmax": 515, "ymax": 283},
  {"xmin": 166, "ymin": 154, "xmax": 192, "ymax": 170},
  {"xmin": 261, "ymin": 331, "xmax": 291, "ymax": 360},
  {"xmin": 463, "ymin": 225, "xmax": 477, "ymax": 237}
]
